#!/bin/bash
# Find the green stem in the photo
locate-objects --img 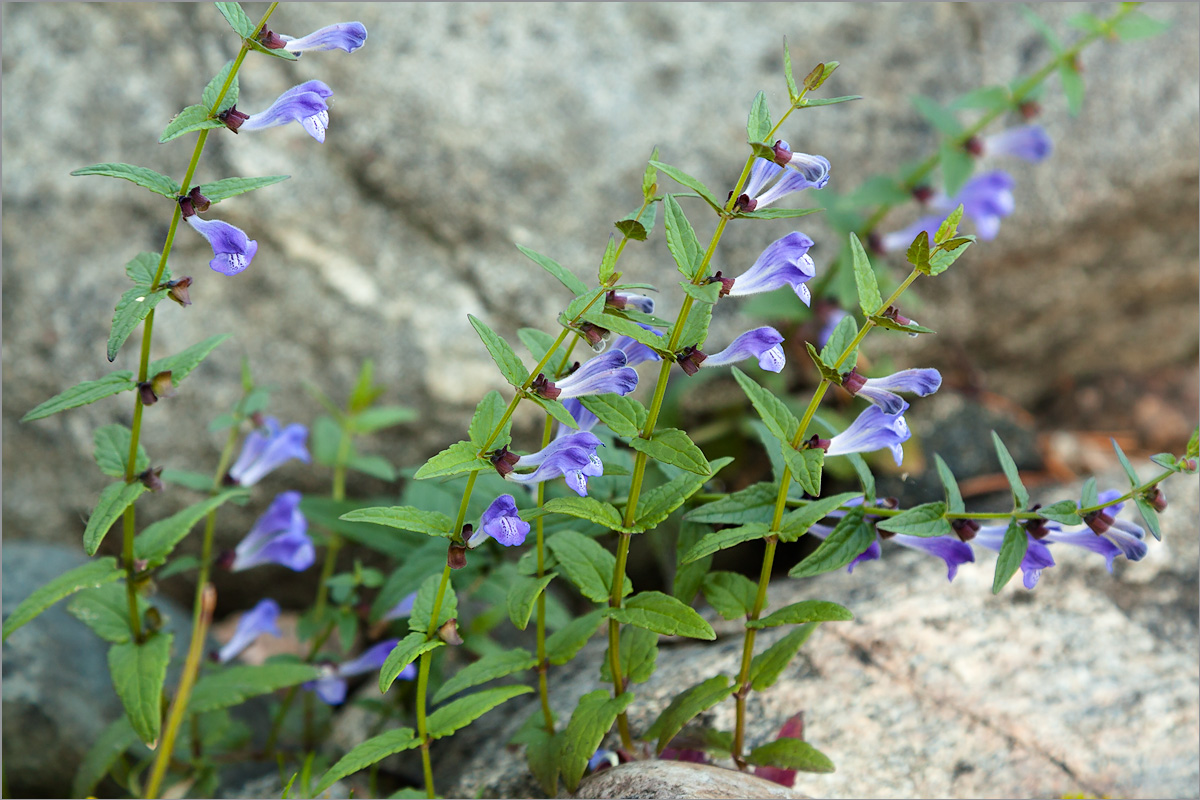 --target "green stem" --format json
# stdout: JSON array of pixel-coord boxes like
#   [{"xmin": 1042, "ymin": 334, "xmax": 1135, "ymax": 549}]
[
  {"xmin": 535, "ymin": 416, "xmax": 555, "ymax": 732},
  {"xmin": 416, "ymin": 562, "xmax": 453, "ymax": 799}
]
